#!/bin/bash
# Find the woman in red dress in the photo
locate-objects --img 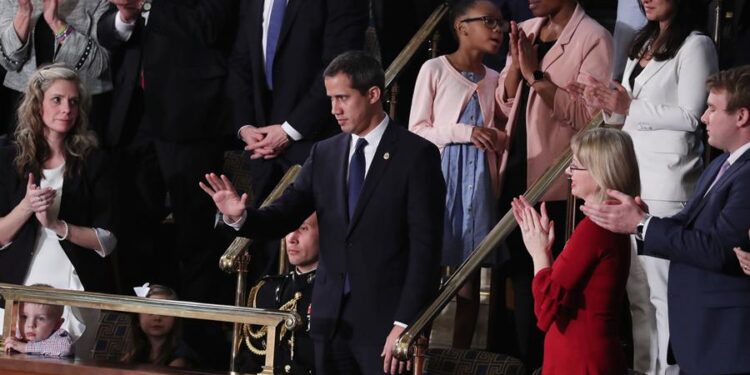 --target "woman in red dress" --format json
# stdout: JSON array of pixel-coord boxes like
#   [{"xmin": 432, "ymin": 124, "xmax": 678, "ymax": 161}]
[{"xmin": 511, "ymin": 128, "xmax": 640, "ymax": 374}]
